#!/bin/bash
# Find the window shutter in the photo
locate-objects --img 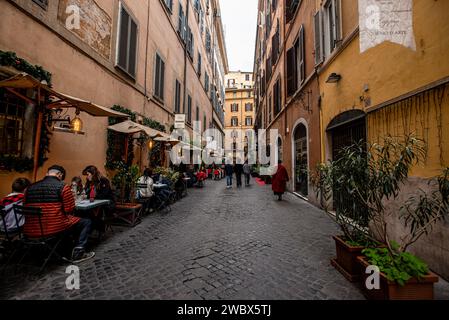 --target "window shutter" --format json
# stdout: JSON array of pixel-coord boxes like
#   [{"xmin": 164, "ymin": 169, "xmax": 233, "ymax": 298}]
[
  {"xmin": 314, "ymin": 11, "xmax": 323, "ymax": 65},
  {"xmin": 118, "ymin": 8, "xmax": 129, "ymax": 71},
  {"xmin": 128, "ymin": 20, "xmax": 137, "ymax": 77},
  {"xmin": 334, "ymin": 0, "xmax": 341, "ymax": 46},
  {"xmin": 286, "ymin": 47, "xmax": 296, "ymax": 96},
  {"xmin": 155, "ymin": 56, "xmax": 160, "ymax": 97},
  {"xmin": 160, "ymin": 59, "xmax": 165, "ymax": 100},
  {"xmin": 298, "ymin": 25, "xmax": 305, "ymax": 84}
]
